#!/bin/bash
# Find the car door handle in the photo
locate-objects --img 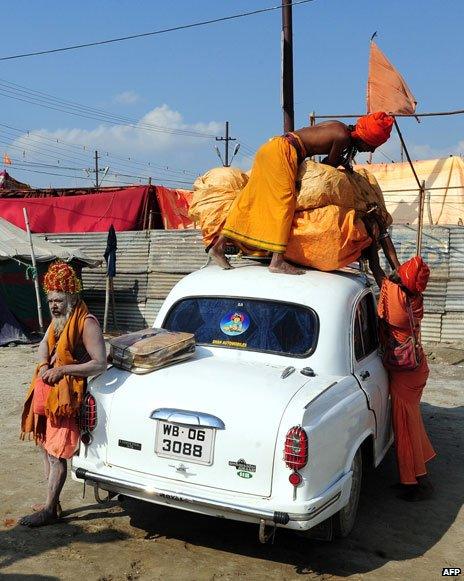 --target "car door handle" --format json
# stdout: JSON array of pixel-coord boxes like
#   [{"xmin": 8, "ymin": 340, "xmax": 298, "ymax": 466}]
[{"xmin": 360, "ymin": 370, "xmax": 370, "ymax": 381}]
